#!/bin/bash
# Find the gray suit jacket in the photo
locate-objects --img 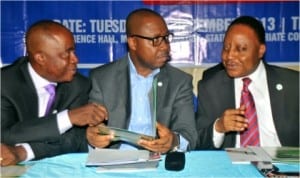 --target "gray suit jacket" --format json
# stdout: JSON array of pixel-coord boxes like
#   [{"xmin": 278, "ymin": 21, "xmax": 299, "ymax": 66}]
[
  {"xmin": 196, "ymin": 62, "xmax": 299, "ymax": 149},
  {"xmin": 89, "ymin": 55, "xmax": 197, "ymax": 150},
  {"xmin": 1, "ymin": 57, "xmax": 90, "ymax": 160}
]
